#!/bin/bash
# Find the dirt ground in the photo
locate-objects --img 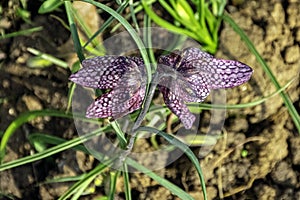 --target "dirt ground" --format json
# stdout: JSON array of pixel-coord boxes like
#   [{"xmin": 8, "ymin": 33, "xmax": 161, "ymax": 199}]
[{"xmin": 0, "ymin": 0, "xmax": 300, "ymax": 199}]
